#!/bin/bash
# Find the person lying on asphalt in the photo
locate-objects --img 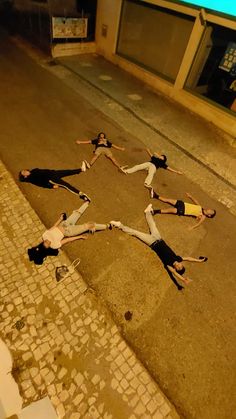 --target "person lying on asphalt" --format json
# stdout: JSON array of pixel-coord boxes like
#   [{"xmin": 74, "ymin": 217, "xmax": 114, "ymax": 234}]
[
  {"xmin": 121, "ymin": 148, "xmax": 182, "ymax": 188},
  {"xmin": 19, "ymin": 164, "xmax": 90, "ymax": 202},
  {"xmin": 76, "ymin": 131, "xmax": 126, "ymax": 173},
  {"xmin": 110, "ymin": 204, "xmax": 208, "ymax": 290},
  {"xmin": 150, "ymin": 190, "xmax": 216, "ymax": 230},
  {"xmin": 28, "ymin": 202, "xmax": 112, "ymax": 265}
]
